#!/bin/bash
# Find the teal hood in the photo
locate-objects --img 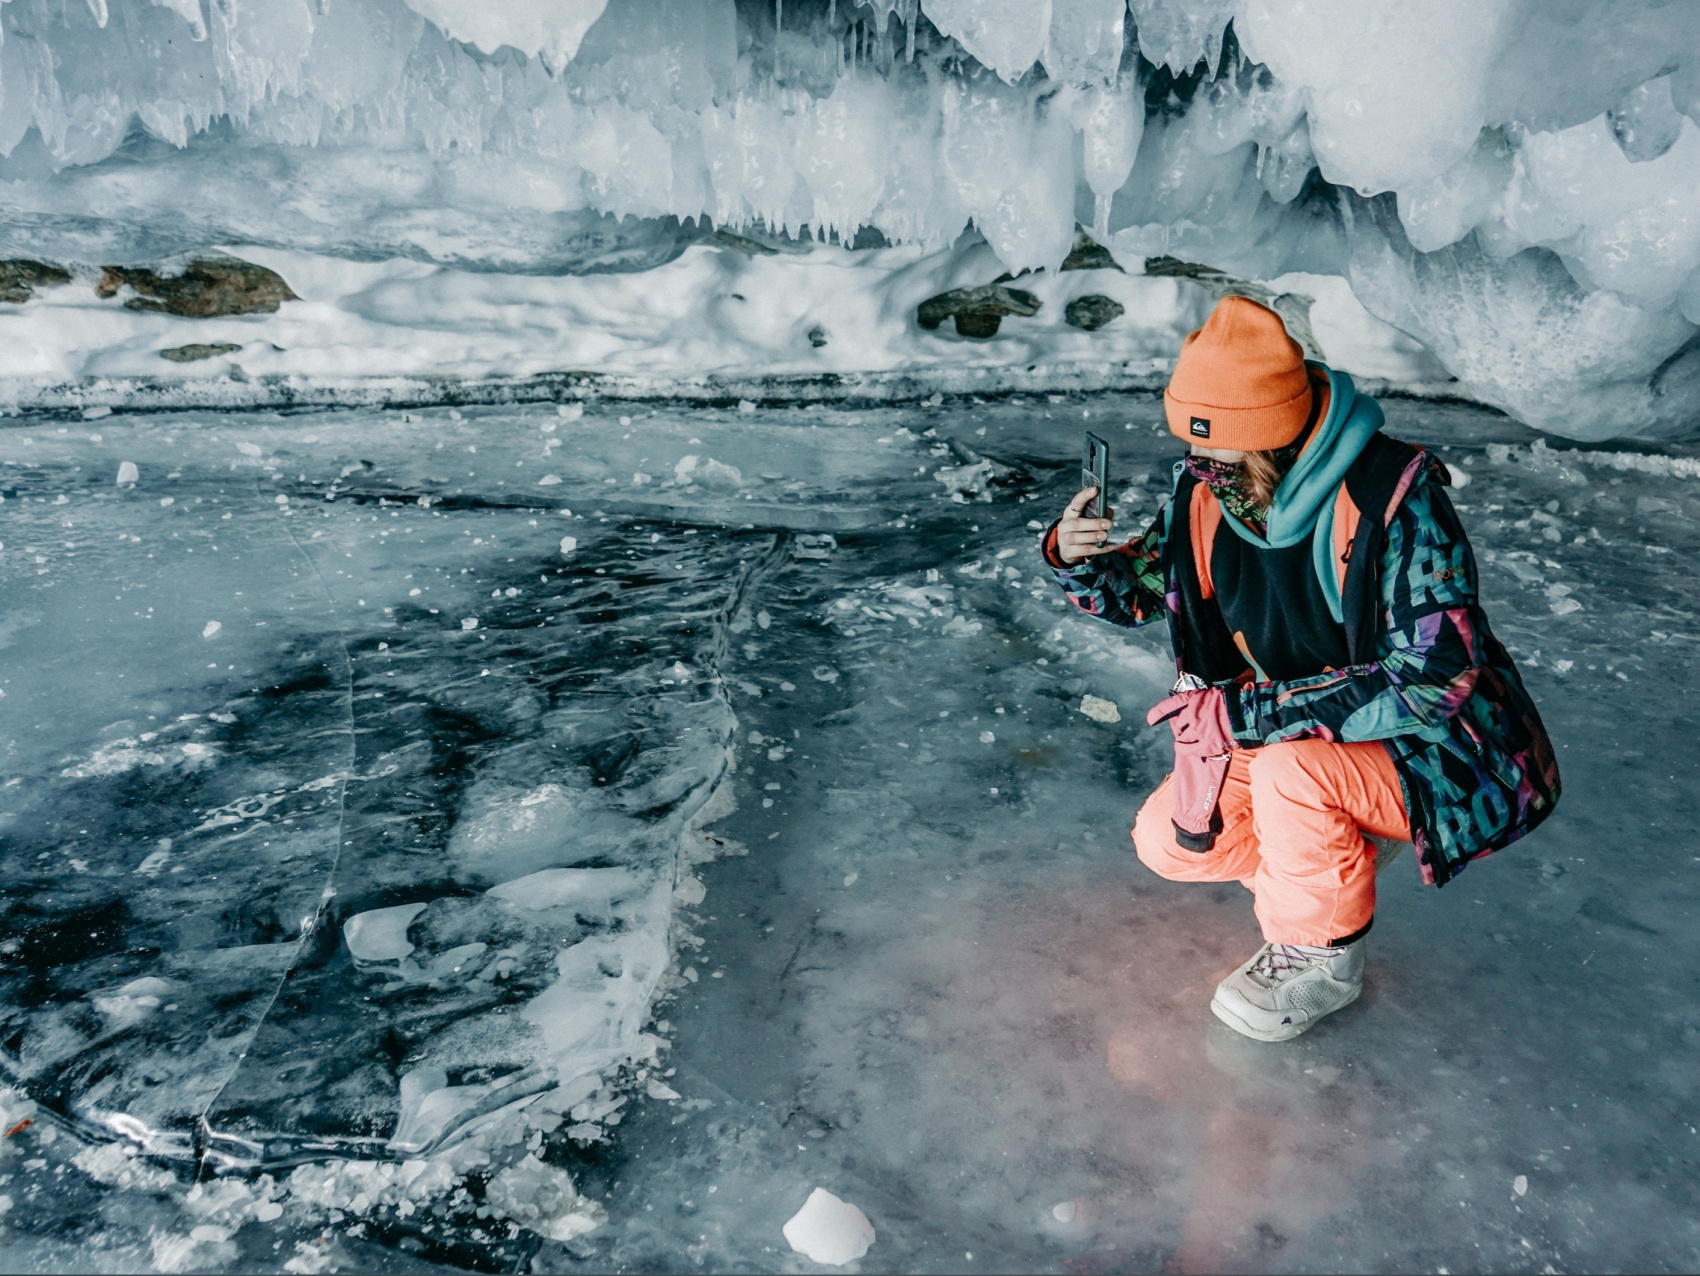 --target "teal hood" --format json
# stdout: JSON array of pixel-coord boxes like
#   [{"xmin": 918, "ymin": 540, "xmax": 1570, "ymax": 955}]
[{"xmin": 1216, "ymin": 363, "xmax": 1384, "ymax": 551}]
